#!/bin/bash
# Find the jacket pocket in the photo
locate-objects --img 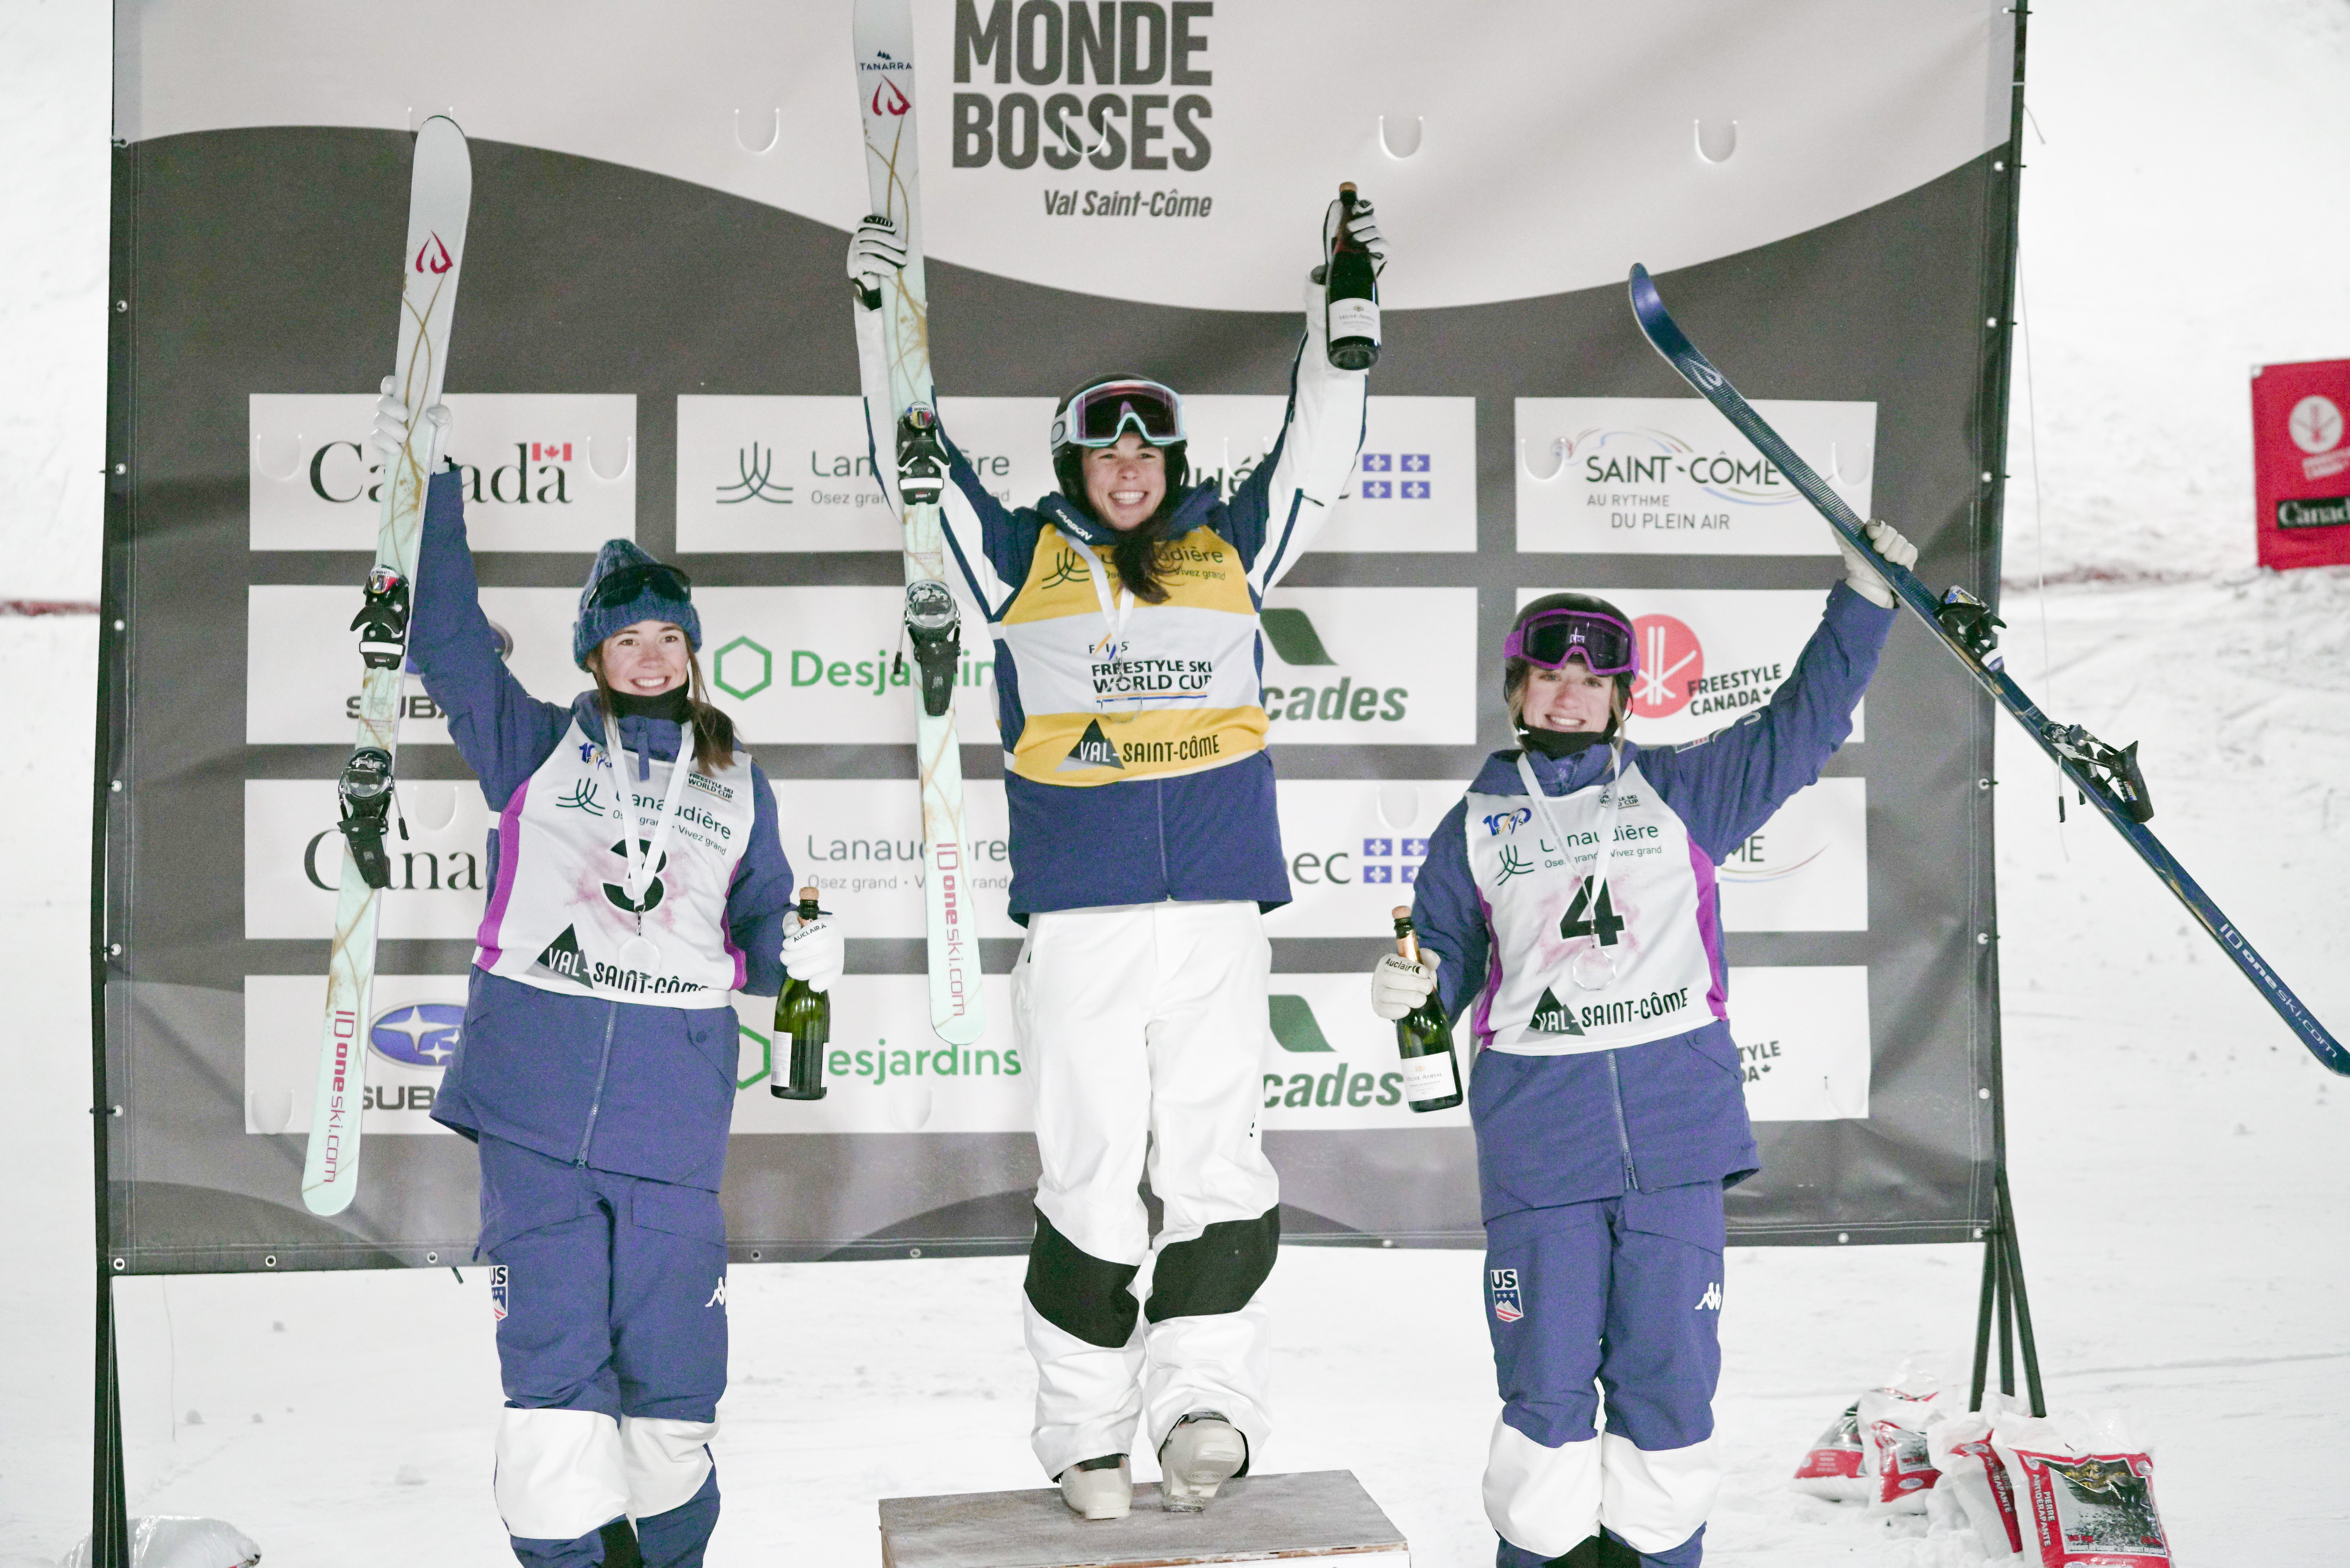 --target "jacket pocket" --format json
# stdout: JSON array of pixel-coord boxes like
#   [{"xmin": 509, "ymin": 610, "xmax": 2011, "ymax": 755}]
[{"xmin": 631, "ymin": 1181, "xmax": 727, "ymax": 1244}]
